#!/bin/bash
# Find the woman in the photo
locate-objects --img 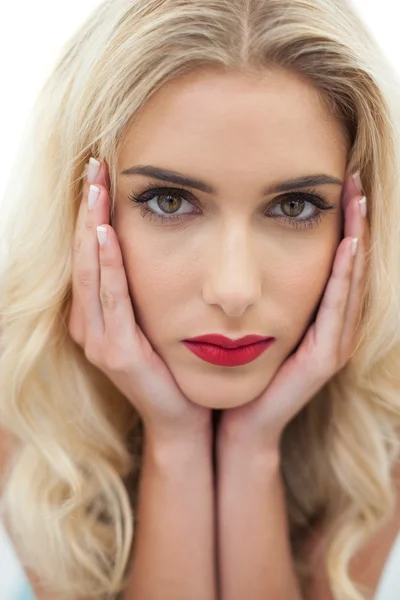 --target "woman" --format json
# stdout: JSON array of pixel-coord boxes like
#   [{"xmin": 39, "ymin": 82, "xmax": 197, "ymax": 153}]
[{"xmin": 1, "ymin": 0, "xmax": 400, "ymax": 599}]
